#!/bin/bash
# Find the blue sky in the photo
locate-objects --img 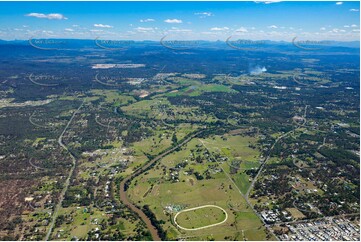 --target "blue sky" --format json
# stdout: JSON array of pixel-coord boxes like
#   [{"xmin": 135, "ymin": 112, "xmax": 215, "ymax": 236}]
[{"xmin": 0, "ymin": 1, "xmax": 359, "ymax": 41}]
